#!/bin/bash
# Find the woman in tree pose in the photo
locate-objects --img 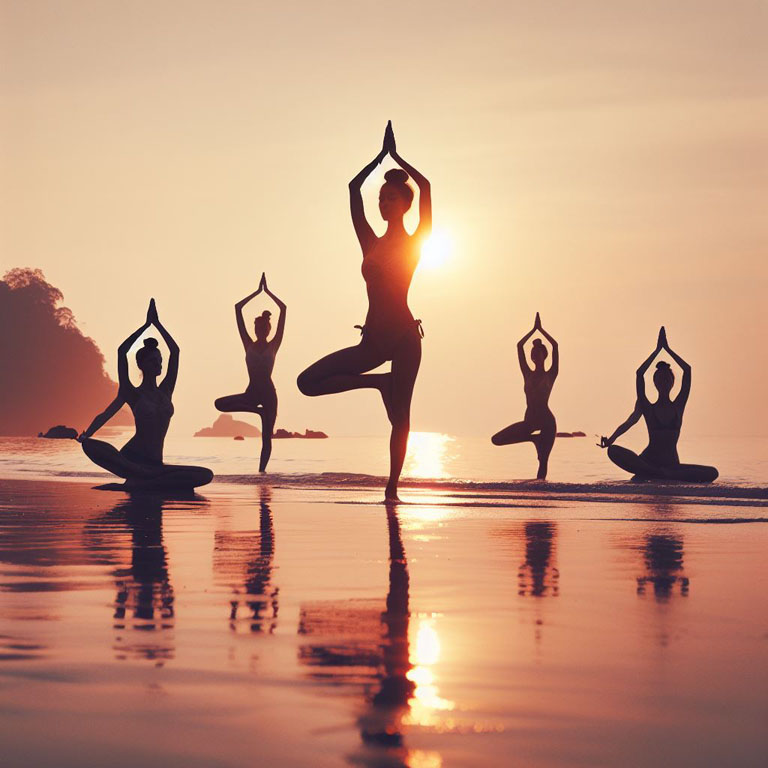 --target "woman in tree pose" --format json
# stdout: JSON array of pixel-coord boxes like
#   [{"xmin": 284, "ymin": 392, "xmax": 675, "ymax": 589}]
[
  {"xmin": 80, "ymin": 299, "xmax": 213, "ymax": 490},
  {"xmin": 599, "ymin": 327, "xmax": 718, "ymax": 482},
  {"xmin": 492, "ymin": 313, "xmax": 559, "ymax": 480},
  {"xmin": 215, "ymin": 273, "xmax": 286, "ymax": 472},
  {"xmin": 297, "ymin": 121, "xmax": 431, "ymax": 501}
]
